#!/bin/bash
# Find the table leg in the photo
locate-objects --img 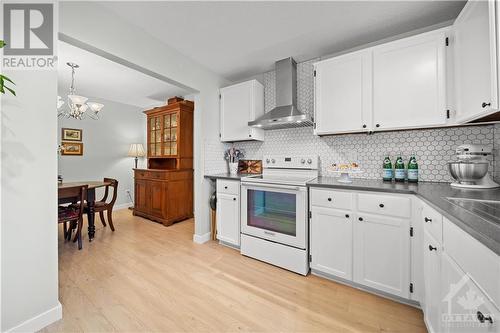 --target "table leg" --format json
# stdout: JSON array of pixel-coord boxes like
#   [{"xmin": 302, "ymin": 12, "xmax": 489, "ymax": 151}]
[{"xmin": 87, "ymin": 188, "xmax": 96, "ymax": 241}]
